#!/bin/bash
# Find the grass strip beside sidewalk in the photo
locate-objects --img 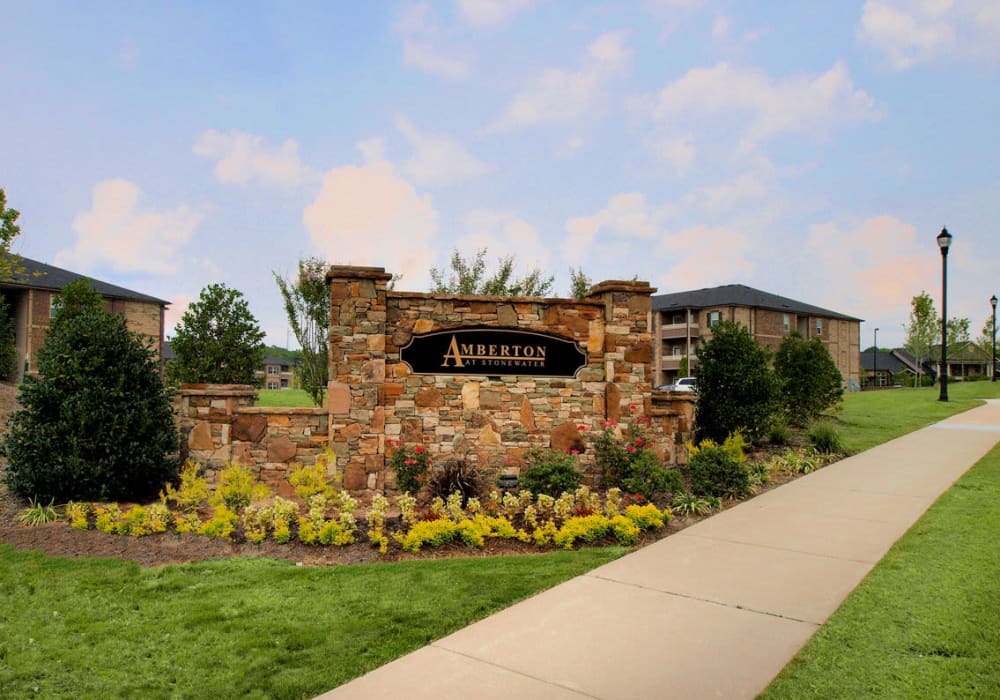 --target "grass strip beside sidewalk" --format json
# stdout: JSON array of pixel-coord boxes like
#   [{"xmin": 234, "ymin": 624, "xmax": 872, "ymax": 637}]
[
  {"xmin": 0, "ymin": 547, "xmax": 624, "ymax": 699},
  {"xmin": 760, "ymin": 443, "xmax": 1000, "ymax": 699}
]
